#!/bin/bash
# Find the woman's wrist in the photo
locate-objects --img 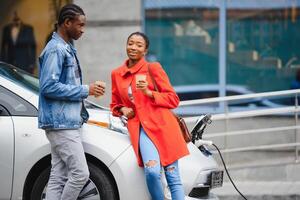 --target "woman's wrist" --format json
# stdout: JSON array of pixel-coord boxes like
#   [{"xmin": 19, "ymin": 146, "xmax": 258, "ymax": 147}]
[
  {"xmin": 145, "ymin": 89, "xmax": 154, "ymax": 98},
  {"xmin": 119, "ymin": 107, "xmax": 125, "ymax": 114}
]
